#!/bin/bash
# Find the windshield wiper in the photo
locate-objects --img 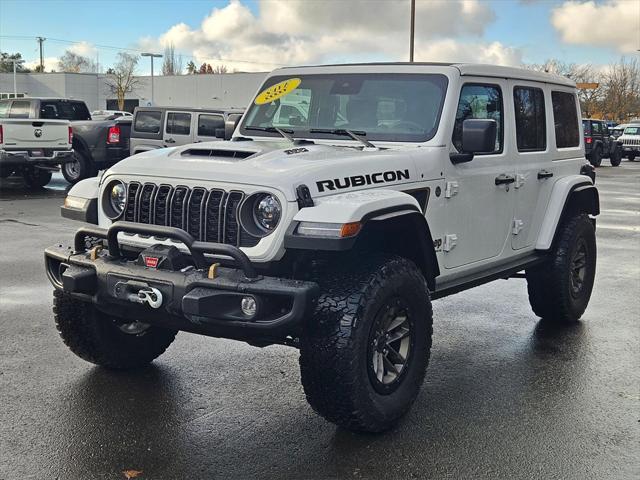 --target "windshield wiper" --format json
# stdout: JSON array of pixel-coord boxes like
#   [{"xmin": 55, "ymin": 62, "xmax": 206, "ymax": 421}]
[
  {"xmin": 309, "ymin": 128, "xmax": 376, "ymax": 148},
  {"xmin": 244, "ymin": 126, "xmax": 295, "ymax": 143}
]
